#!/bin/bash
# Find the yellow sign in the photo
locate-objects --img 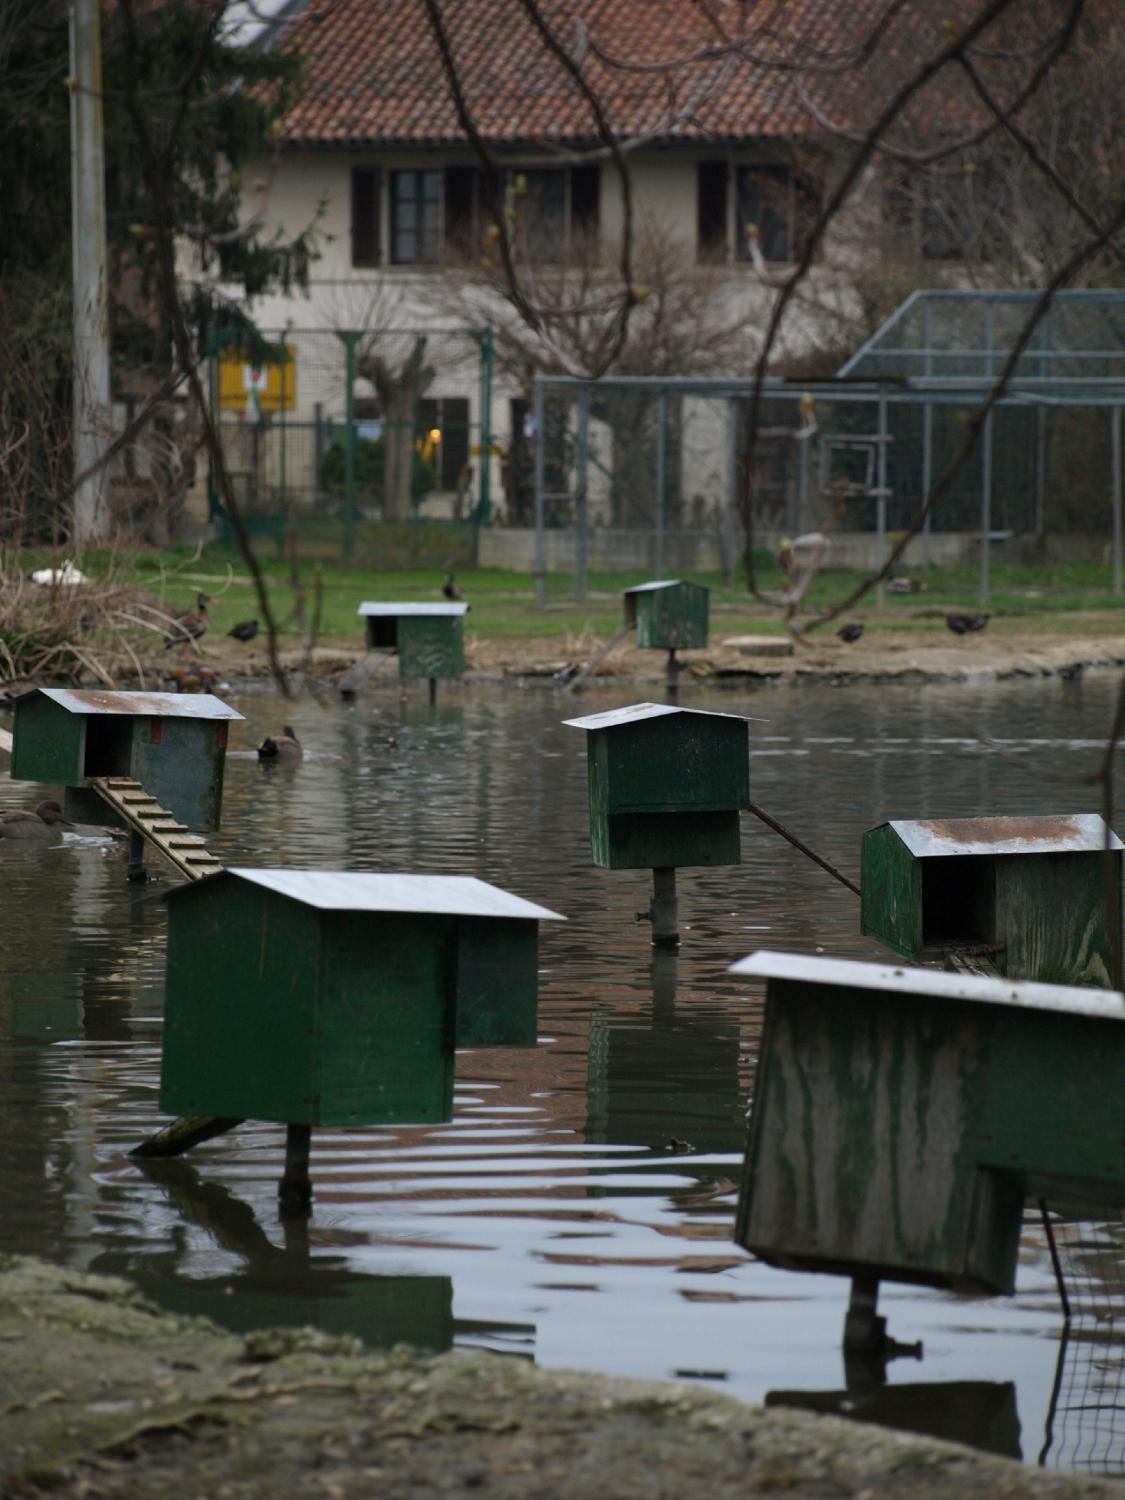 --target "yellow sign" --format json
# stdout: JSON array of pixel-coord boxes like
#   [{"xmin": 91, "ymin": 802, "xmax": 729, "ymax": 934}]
[{"xmin": 218, "ymin": 344, "xmax": 297, "ymax": 413}]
